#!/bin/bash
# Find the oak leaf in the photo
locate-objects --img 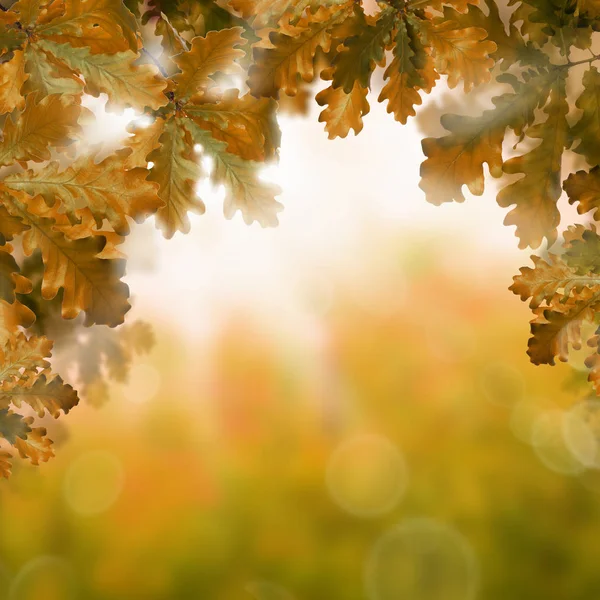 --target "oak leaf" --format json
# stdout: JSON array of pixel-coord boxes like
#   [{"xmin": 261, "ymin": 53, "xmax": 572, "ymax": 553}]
[
  {"xmin": 23, "ymin": 43, "xmax": 84, "ymax": 97},
  {"xmin": 0, "ymin": 49, "xmax": 27, "ymax": 115},
  {"xmin": 1, "ymin": 191, "xmax": 130, "ymax": 327},
  {"xmin": 527, "ymin": 289, "xmax": 600, "ymax": 365},
  {"xmin": 564, "ymin": 167, "xmax": 600, "ymax": 221},
  {"xmin": 564, "ymin": 229, "xmax": 600, "ymax": 276},
  {"xmin": 13, "ymin": 423, "xmax": 54, "ymax": 465},
  {"xmin": 0, "ymin": 333, "xmax": 52, "ymax": 382},
  {"xmin": 571, "ymin": 67, "xmax": 600, "ymax": 166},
  {"xmin": 510, "ymin": 254, "xmax": 600, "ymax": 309},
  {"xmin": 186, "ymin": 119, "xmax": 282, "ymax": 226},
  {"xmin": 316, "ymin": 66, "xmax": 370, "ymax": 139},
  {"xmin": 40, "ymin": 40, "xmax": 168, "ymax": 112},
  {"xmin": 2, "ymin": 154, "xmax": 163, "ymax": 235},
  {"xmin": 173, "ymin": 27, "xmax": 246, "ymax": 101},
  {"xmin": 497, "ymin": 75, "xmax": 569, "ymax": 249},
  {"xmin": 0, "ymin": 93, "xmax": 81, "ymax": 168},
  {"xmin": 331, "ymin": 7, "xmax": 395, "ymax": 93},
  {"xmin": 424, "ymin": 19, "xmax": 496, "ymax": 92},
  {"xmin": 2, "ymin": 373, "xmax": 79, "ymax": 419},
  {"xmin": 37, "ymin": 0, "xmax": 139, "ymax": 55},
  {"xmin": 148, "ymin": 117, "xmax": 205, "ymax": 238},
  {"xmin": 420, "ymin": 71, "xmax": 552, "ymax": 205},
  {"xmin": 248, "ymin": 5, "xmax": 350, "ymax": 98},
  {"xmin": 0, "ymin": 451, "xmax": 11, "ymax": 478},
  {"xmin": 185, "ymin": 89, "xmax": 280, "ymax": 160}
]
